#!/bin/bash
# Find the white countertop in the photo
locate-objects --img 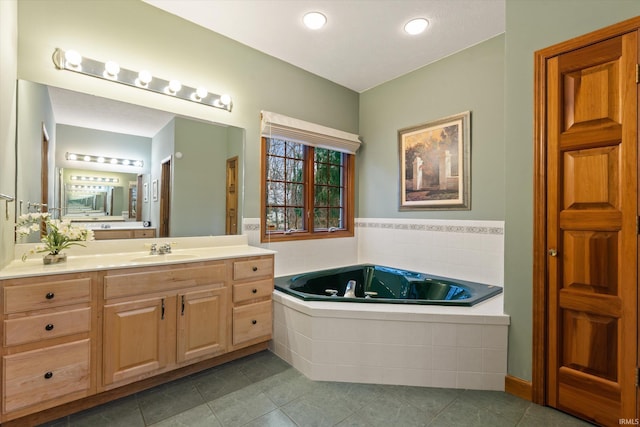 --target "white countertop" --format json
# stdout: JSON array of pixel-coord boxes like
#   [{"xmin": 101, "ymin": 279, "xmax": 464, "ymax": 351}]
[{"xmin": 1, "ymin": 235, "xmax": 275, "ymax": 279}]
